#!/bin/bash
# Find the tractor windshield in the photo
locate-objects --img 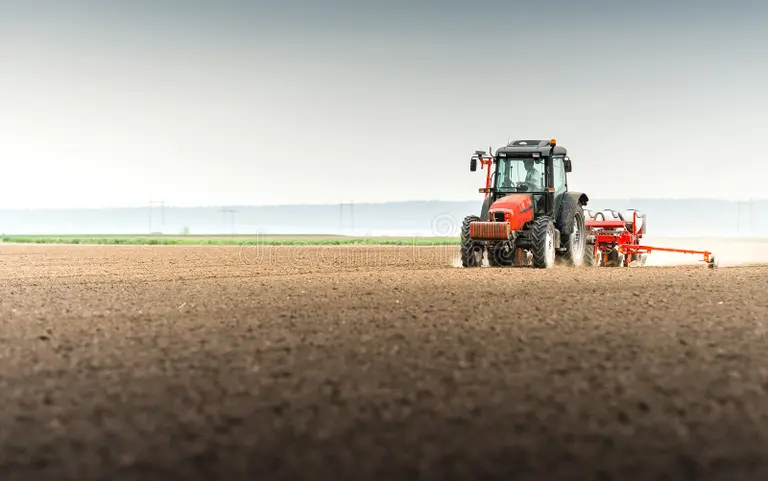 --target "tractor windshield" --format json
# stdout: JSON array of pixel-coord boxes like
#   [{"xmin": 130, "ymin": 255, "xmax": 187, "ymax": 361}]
[{"xmin": 494, "ymin": 157, "xmax": 545, "ymax": 193}]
